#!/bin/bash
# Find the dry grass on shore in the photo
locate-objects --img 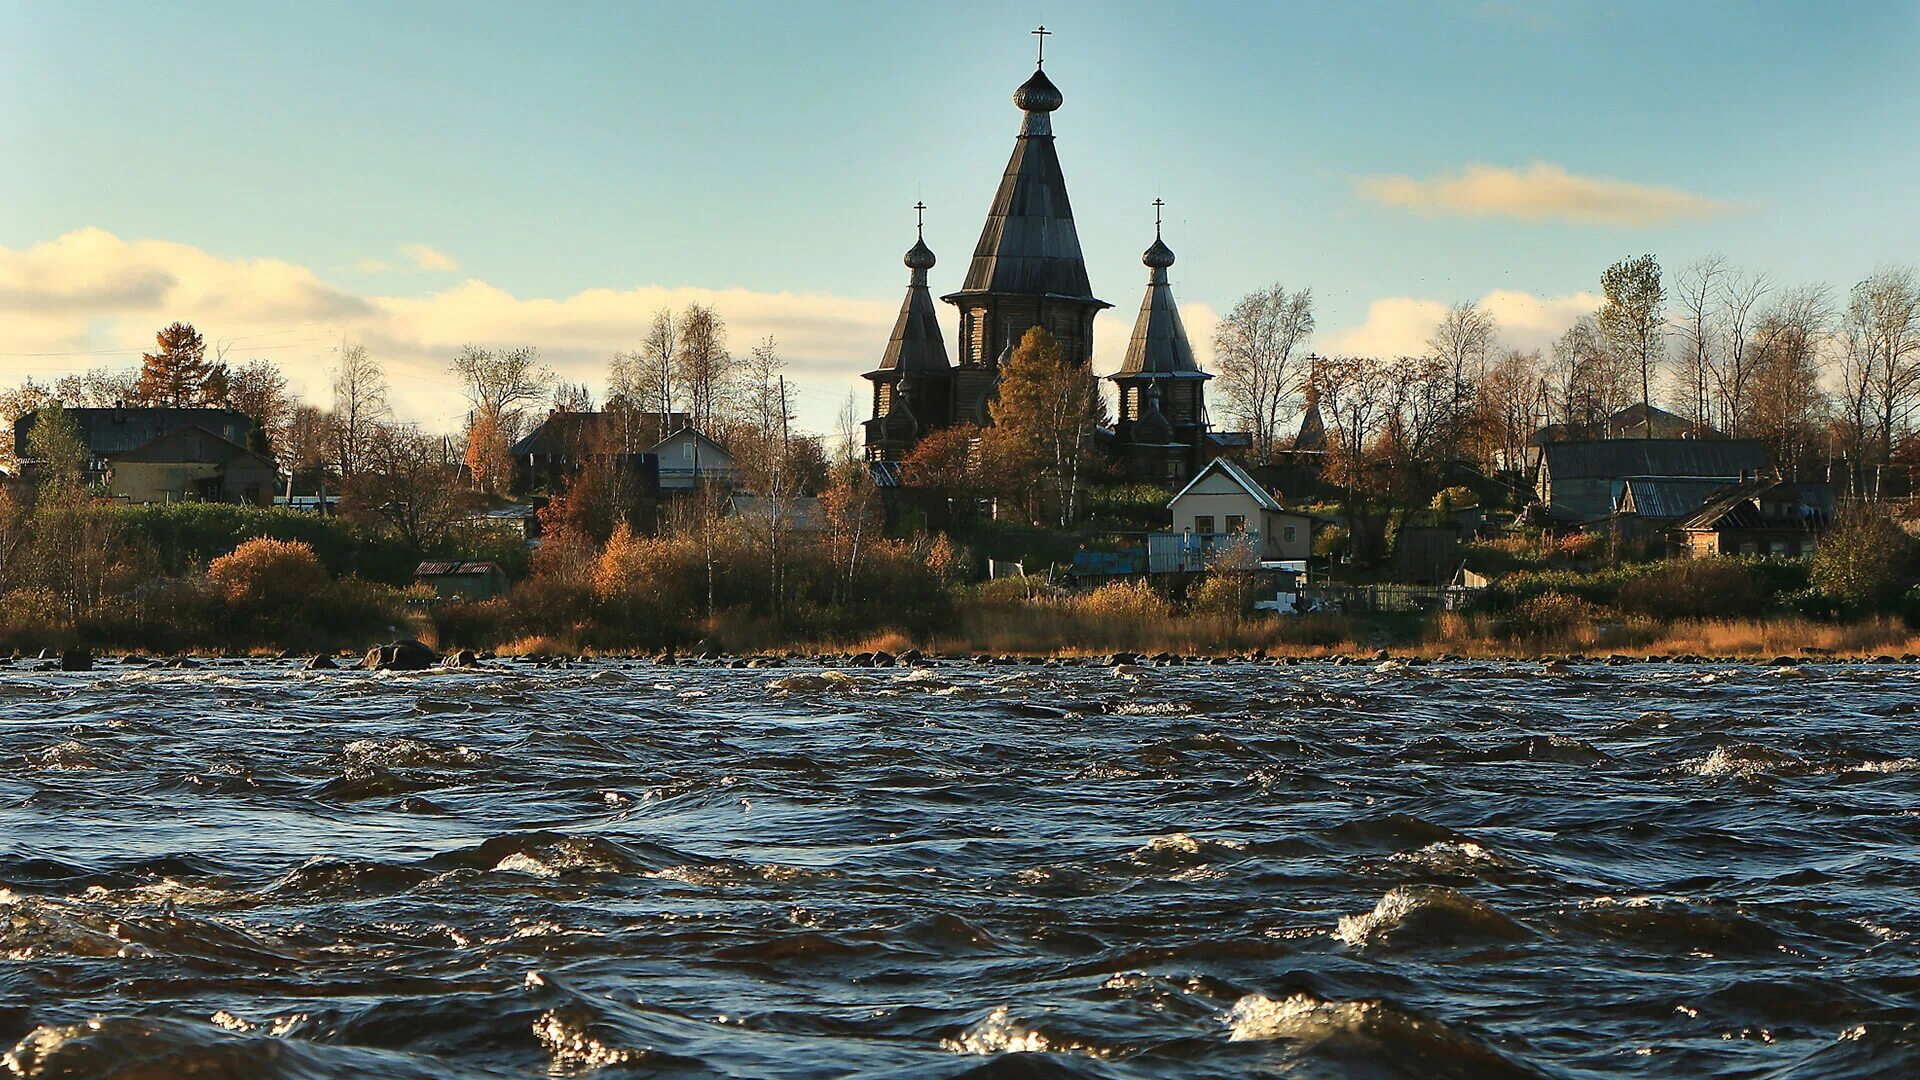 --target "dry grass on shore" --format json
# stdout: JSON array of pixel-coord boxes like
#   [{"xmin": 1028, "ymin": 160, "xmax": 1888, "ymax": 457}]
[{"xmin": 463, "ymin": 603, "xmax": 1920, "ymax": 662}]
